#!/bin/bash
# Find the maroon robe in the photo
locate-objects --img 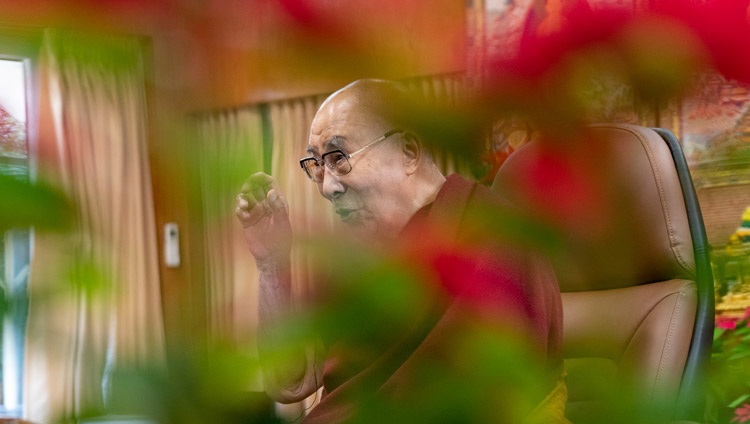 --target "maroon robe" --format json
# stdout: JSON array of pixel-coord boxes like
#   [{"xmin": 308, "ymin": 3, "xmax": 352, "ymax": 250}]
[{"xmin": 302, "ymin": 174, "xmax": 563, "ymax": 423}]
